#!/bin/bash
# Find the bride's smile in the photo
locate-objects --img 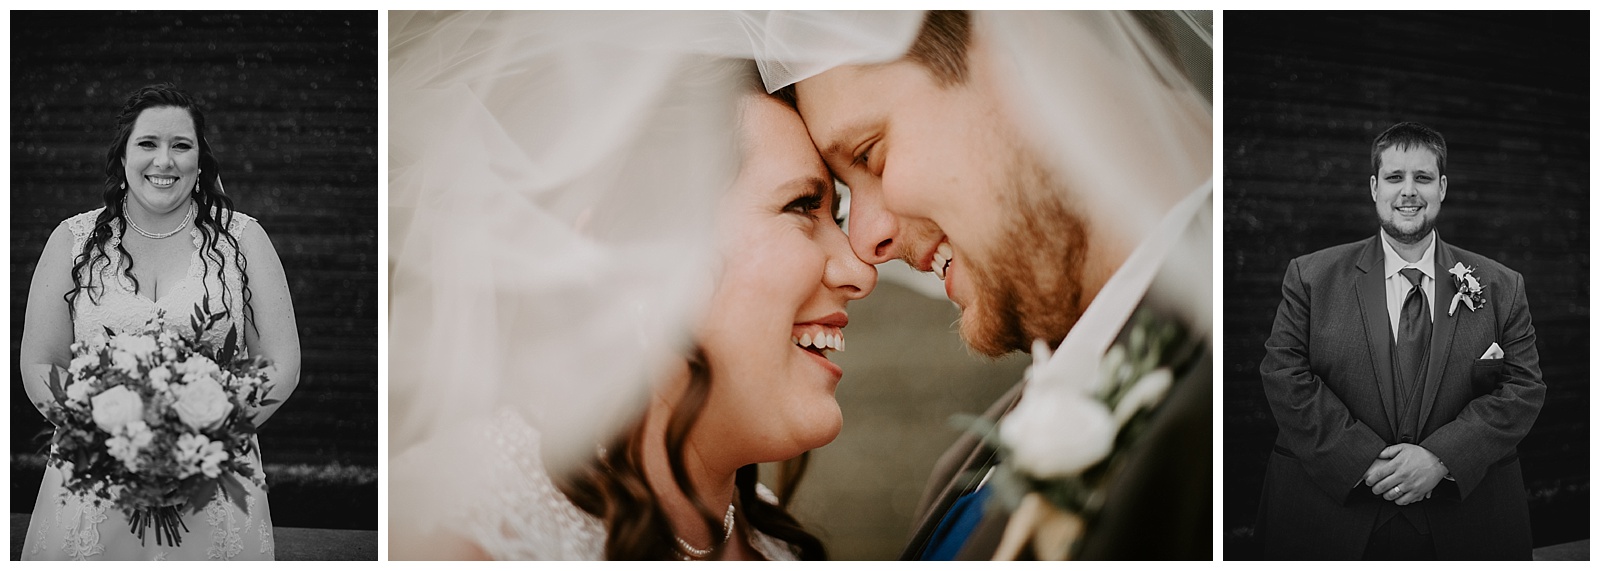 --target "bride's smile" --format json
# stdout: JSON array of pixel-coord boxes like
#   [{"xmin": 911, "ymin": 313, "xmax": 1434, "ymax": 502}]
[{"xmin": 697, "ymin": 93, "xmax": 876, "ymax": 463}]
